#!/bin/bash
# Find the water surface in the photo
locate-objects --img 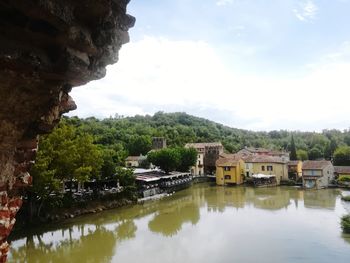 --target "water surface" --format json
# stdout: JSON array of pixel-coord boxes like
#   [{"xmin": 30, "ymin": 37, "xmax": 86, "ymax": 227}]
[{"xmin": 8, "ymin": 184, "xmax": 350, "ymax": 263}]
